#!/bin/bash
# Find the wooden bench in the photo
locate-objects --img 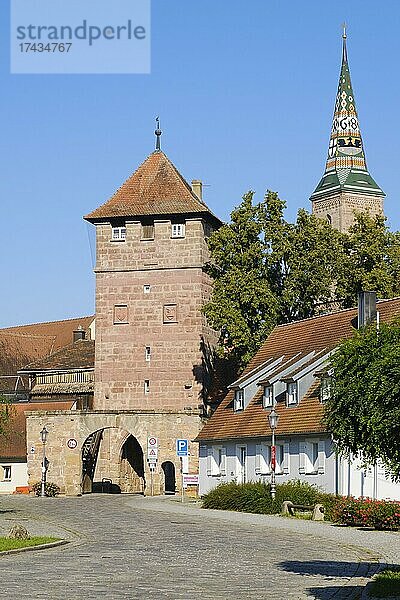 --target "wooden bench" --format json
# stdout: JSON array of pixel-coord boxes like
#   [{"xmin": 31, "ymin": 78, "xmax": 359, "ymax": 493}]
[{"xmin": 282, "ymin": 501, "xmax": 324, "ymax": 521}]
